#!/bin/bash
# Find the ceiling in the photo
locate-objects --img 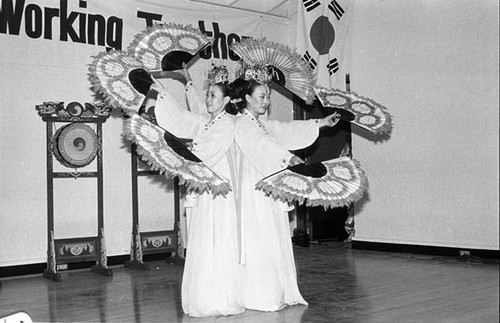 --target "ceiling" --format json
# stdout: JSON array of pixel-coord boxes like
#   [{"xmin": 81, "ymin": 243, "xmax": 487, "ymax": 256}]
[{"xmin": 187, "ymin": 0, "xmax": 296, "ymax": 18}]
